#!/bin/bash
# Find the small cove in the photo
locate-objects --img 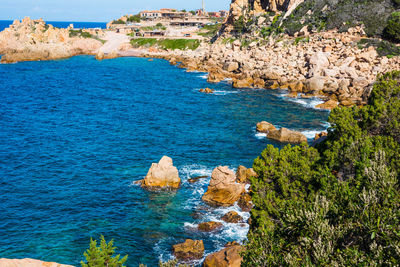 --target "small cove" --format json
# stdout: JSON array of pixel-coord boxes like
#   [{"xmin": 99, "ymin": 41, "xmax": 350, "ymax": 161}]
[{"xmin": 0, "ymin": 55, "xmax": 329, "ymax": 266}]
